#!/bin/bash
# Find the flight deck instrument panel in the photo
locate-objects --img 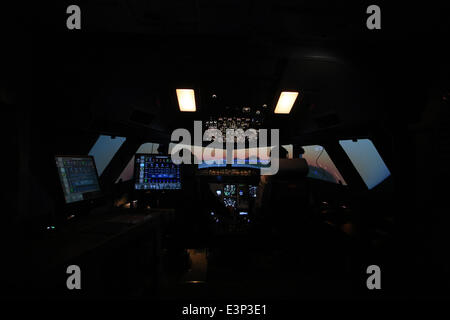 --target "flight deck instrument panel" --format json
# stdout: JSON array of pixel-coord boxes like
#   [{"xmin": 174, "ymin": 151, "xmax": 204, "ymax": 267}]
[
  {"xmin": 210, "ymin": 183, "xmax": 258, "ymax": 210},
  {"xmin": 55, "ymin": 156, "xmax": 101, "ymax": 204},
  {"xmin": 197, "ymin": 167, "xmax": 259, "ymax": 177},
  {"xmin": 134, "ymin": 154, "xmax": 181, "ymax": 190},
  {"xmin": 204, "ymin": 110, "xmax": 265, "ymax": 135}
]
